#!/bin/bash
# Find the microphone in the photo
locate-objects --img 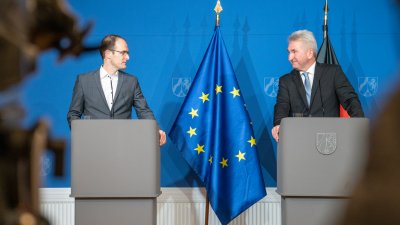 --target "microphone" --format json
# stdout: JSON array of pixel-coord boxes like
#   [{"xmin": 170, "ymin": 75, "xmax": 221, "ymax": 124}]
[
  {"xmin": 318, "ymin": 79, "xmax": 325, "ymax": 117},
  {"xmin": 110, "ymin": 105, "xmax": 114, "ymax": 119},
  {"xmin": 305, "ymin": 106, "xmax": 311, "ymax": 117},
  {"xmin": 292, "ymin": 105, "xmax": 309, "ymax": 117}
]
